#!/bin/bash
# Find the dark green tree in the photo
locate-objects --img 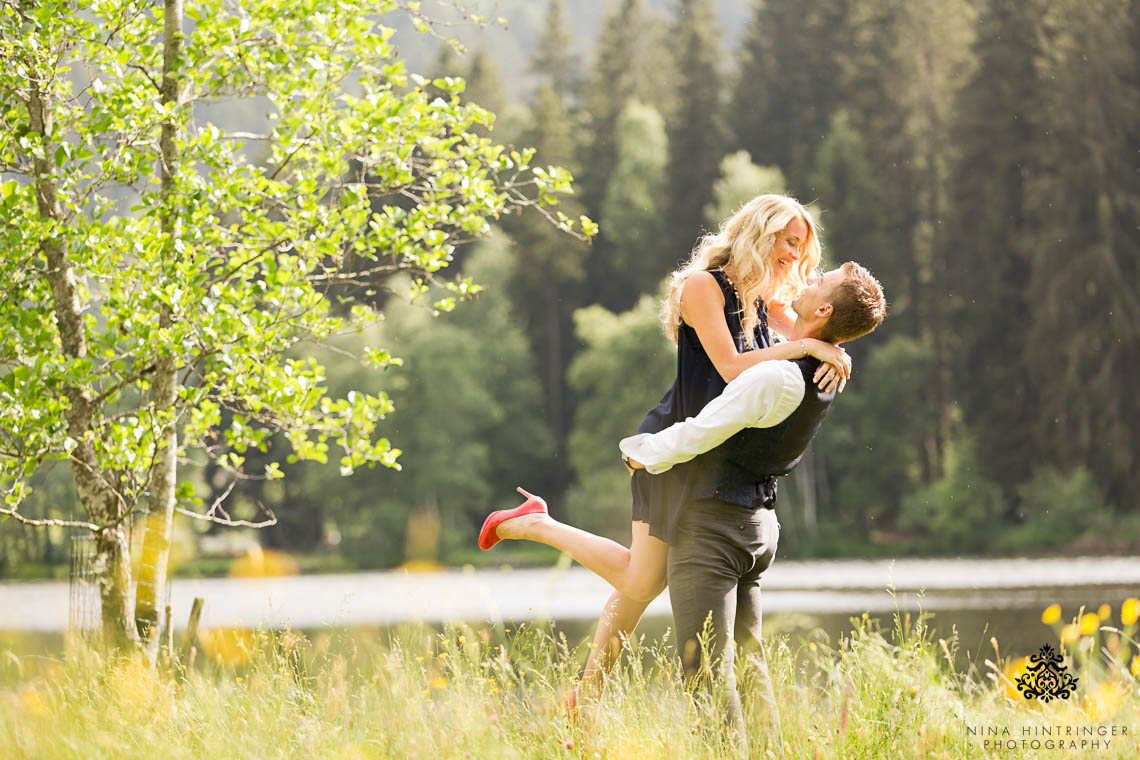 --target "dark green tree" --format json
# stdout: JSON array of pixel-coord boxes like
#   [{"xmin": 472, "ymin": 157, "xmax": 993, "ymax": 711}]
[
  {"xmin": 565, "ymin": 295, "xmax": 675, "ymax": 538},
  {"xmin": 808, "ymin": 110, "xmax": 888, "ymax": 273},
  {"xmin": 1020, "ymin": 0, "xmax": 1140, "ymax": 504},
  {"xmin": 942, "ymin": 0, "xmax": 1048, "ymax": 493},
  {"xmin": 813, "ymin": 334, "xmax": 936, "ymax": 547},
  {"xmin": 501, "ymin": 3, "xmax": 591, "ymax": 501},
  {"xmin": 277, "ymin": 233, "xmax": 554, "ymax": 566},
  {"xmin": 531, "ymin": 0, "xmax": 578, "ymax": 98},
  {"xmin": 580, "ymin": 0, "xmax": 676, "ymax": 313},
  {"xmin": 834, "ymin": 0, "xmax": 975, "ymax": 481},
  {"xmin": 664, "ymin": 0, "xmax": 728, "ymax": 259},
  {"xmin": 465, "ymin": 48, "xmax": 510, "ymax": 134},
  {"xmin": 579, "ymin": 0, "xmax": 649, "ymax": 215},
  {"xmin": 596, "ymin": 101, "xmax": 670, "ymax": 310},
  {"xmin": 730, "ymin": 0, "xmax": 852, "ymax": 195}
]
